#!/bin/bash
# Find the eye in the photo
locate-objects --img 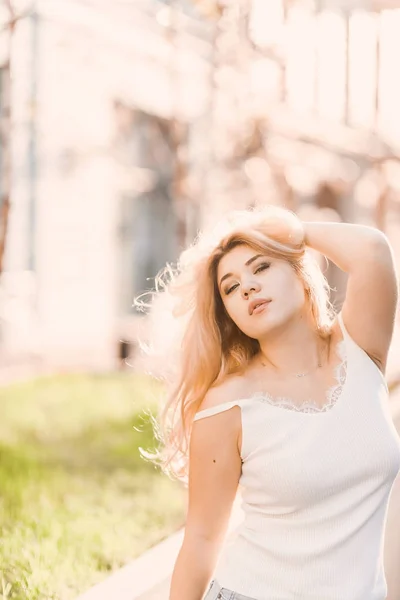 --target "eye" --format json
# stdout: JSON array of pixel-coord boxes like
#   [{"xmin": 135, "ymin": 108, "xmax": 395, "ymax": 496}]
[
  {"xmin": 223, "ymin": 262, "xmax": 270, "ymax": 295},
  {"xmin": 255, "ymin": 262, "xmax": 270, "ymax": 274},
  {"xmin": 225, "ymin": 283, "xmax": 239, "ymax": 295}
]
